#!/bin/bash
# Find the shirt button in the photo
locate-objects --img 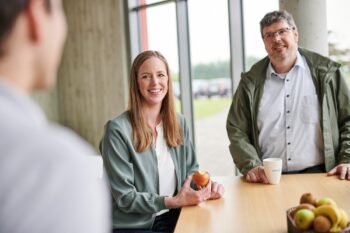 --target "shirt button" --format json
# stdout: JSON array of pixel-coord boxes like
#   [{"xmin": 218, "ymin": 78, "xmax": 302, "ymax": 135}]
[
  {"xmin": 287, "ymin": 142, "xmax": 291, "ymax": 145},
  {"xmin": 286, "ymin": 94, "xmax": 290, "ymax": 98},
  {"xmin": 287, "ymin": 110, "xmax": 290, "ymax": 113},
  {"xmin": 286, "ymin": 79, "xmax": 289, "ymax": 82},
  {"xmin": 287, "ymin": 126, "xmax": 290, "ymax": 129},
  {"xmin": 288, "ymin": 158, "xmax": 291, "ymax": 161}
]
